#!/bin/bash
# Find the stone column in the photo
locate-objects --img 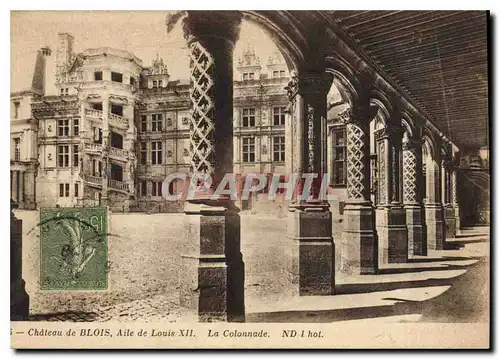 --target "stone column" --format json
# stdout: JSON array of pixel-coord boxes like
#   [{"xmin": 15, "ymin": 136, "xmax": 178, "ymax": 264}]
[
  {"xmin": 11, "ymin": 200, "xmax": 29, "ymax": 320},
  {"xmin": 179, "ymin": 11, "xmax": 244, "ymax": 322},
  {"xmin": 340, "ymin": 106, "xmax": 378, "ymax": 274},
  {"xmin": 424, "ymin": 153, "xmax": 445, "ymax": 250},
  {"xmin": 375, "ymin": 125, "xmax": 408, "ymax": 264},
  {"xmin": 403, "ymin": 139, "xmax": 427, "ymax": 256},
  {"xmin": 442, "ymin": 160, "xmax": 456, "ymax": 238},
  {"xmin": 286, "ymin": 73, "xmax": 334, "ymax": 296}
]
